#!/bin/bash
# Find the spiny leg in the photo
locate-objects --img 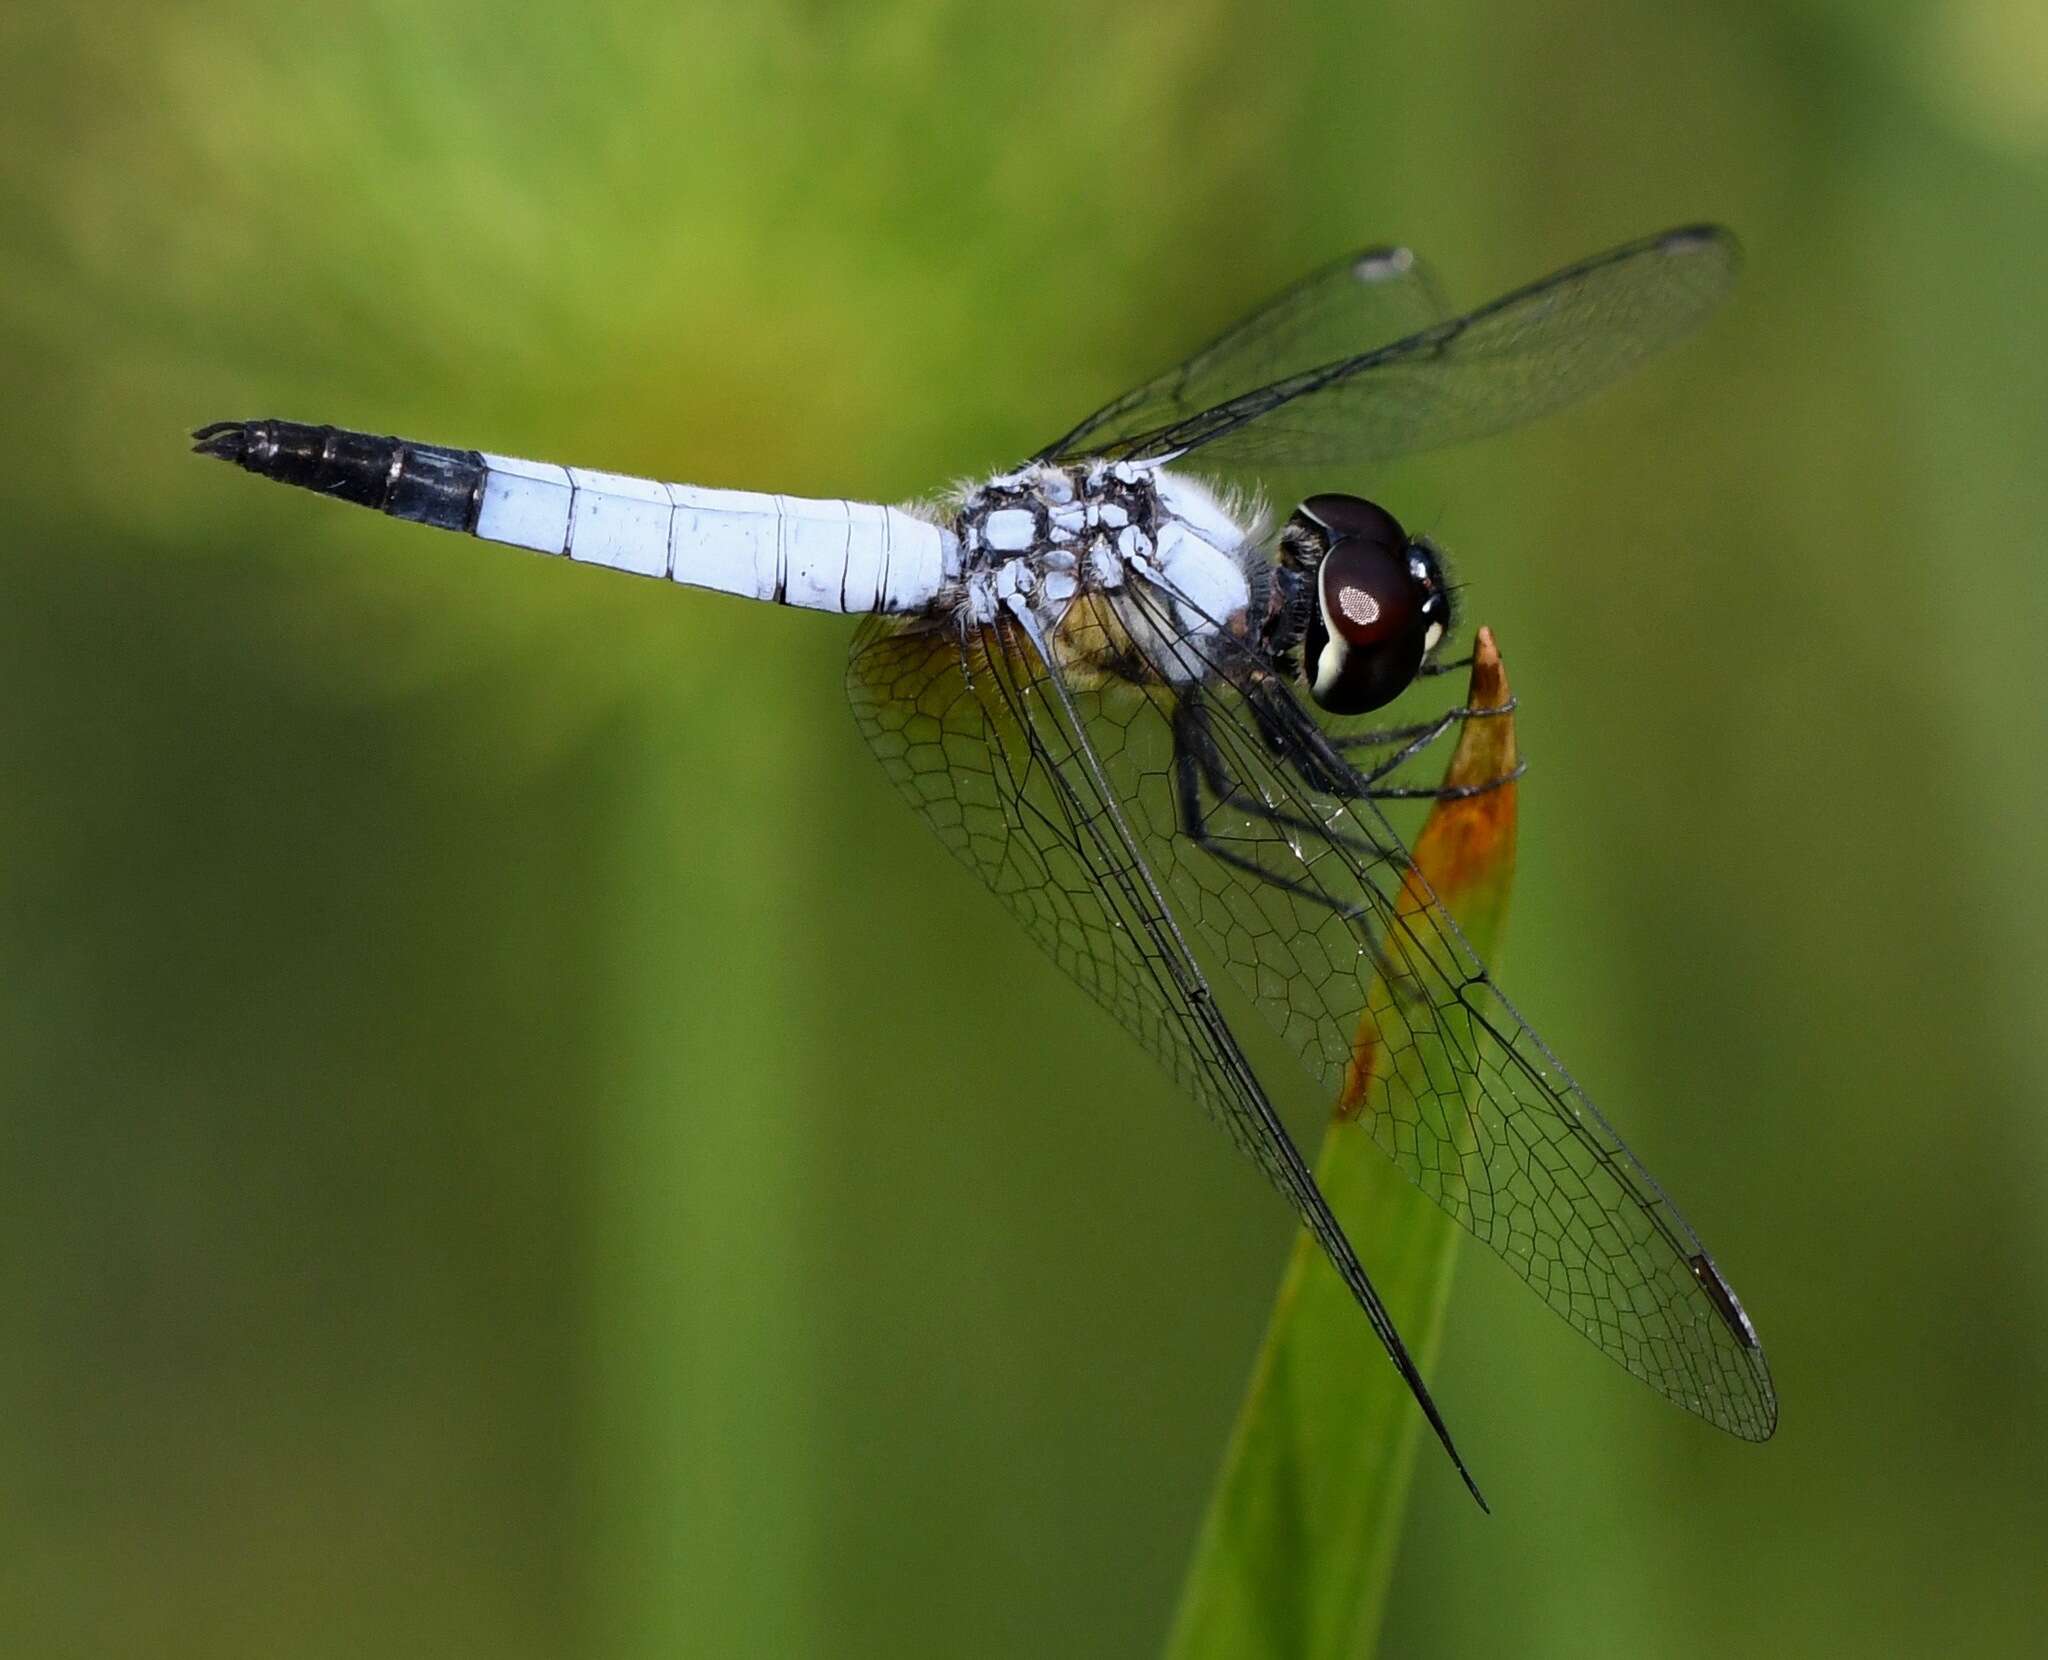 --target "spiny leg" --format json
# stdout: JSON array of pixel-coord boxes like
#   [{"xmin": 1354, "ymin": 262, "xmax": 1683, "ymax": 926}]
[
  {"xmin": 1366, "ymin": 759, "xmax": 1530, "ymax": 801},
  {"xmin": 1329, "ymin": 697, "xmax": 1518, "ymax": 754},
  {"xmin": 1178, "ymin": 697, "xmax": 1407, "ymax": 863},
  {"xmin": 1174, "ymin": 689, "xmax": 1427, "ymax": 1003},
  {"xmin": 1335, "ymin": 706, "xmax": 1523, "ymax": 799},
  {"xmin": 1243, "ymin": 669, "xmax": 1526, "ymax": 807},
  {"xmin": 1189, "ymin": 687, "xmax": 1426, "ymax": 859},
  {"xmin": 1239, "ymin": 675, "xmax": 1366, "ymax": 798},
  {"xmin": 1172, "ymin": 692, "xmax": 1384, "ymax": 919}
]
